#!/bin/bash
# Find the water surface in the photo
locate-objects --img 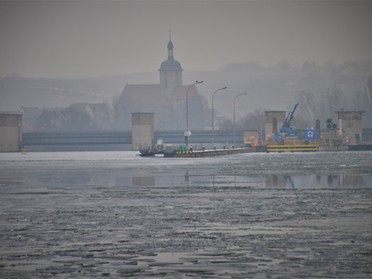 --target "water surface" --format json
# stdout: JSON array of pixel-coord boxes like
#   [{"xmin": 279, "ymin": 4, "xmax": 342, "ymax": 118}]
[{"xmin": 0, "ymin": 151, "xmax": 371, "ymax": 278}]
